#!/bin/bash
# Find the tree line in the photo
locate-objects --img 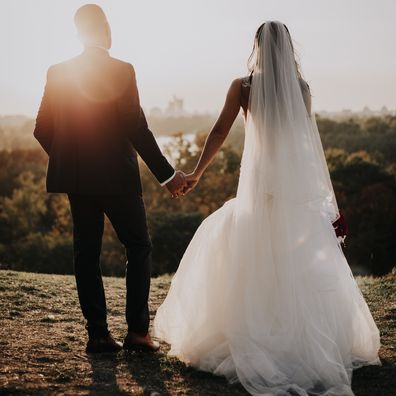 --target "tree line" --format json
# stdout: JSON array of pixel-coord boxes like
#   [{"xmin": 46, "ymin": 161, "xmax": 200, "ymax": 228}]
[{"xmin": 0, "ymin": 115, "xmax": 395, "ymax": 276}]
